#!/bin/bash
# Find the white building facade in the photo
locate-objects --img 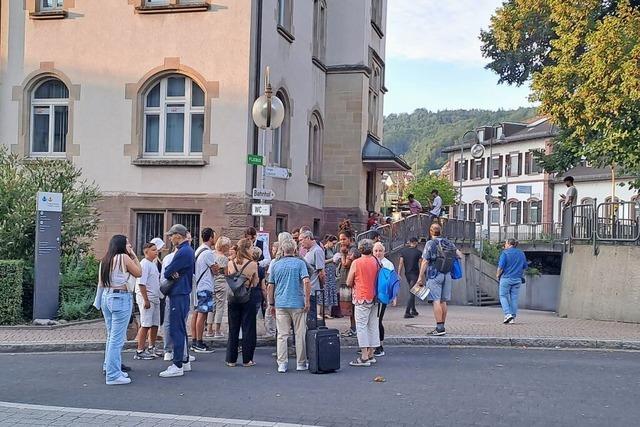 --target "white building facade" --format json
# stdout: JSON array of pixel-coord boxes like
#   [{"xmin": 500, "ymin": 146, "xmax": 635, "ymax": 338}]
[
  {"xmin": 444, "ymin": 119, "xmax": 556, "ymax": 239},
  {"xmin": 553, "ymin": 166, "xmax": 639, "ymax": 225}
]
